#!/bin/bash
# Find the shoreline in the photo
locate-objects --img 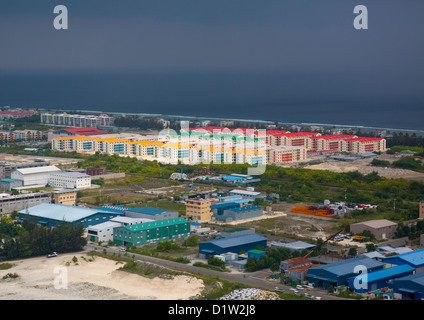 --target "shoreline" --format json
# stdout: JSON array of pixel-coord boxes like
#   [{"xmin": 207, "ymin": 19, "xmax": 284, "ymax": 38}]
[{"xmin": 32, "ymin": 107, "xmax": 424, "ymax": 135}]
